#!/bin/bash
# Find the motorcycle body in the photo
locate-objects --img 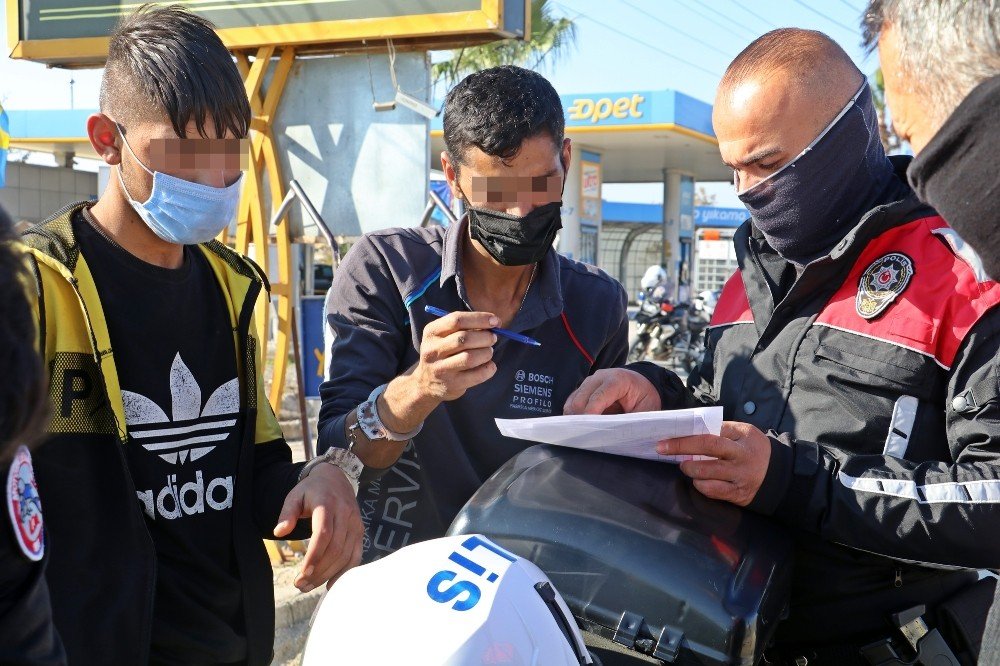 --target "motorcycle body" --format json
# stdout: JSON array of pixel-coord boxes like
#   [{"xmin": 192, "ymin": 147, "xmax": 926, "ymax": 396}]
[
  {"xmin": 671, "ymin": 297, "xmax": 713, "ymax": 372},
  {"xmin": 627, "ymin": 288, "xmax": 678, "ymax": 363},
  {"xmin": 629, "ymin": 289, "xmax": 718, "ymax": 370},
  {"xmin": 302, "ymin": 534, "xmax": 594, "ymax": 666}
]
